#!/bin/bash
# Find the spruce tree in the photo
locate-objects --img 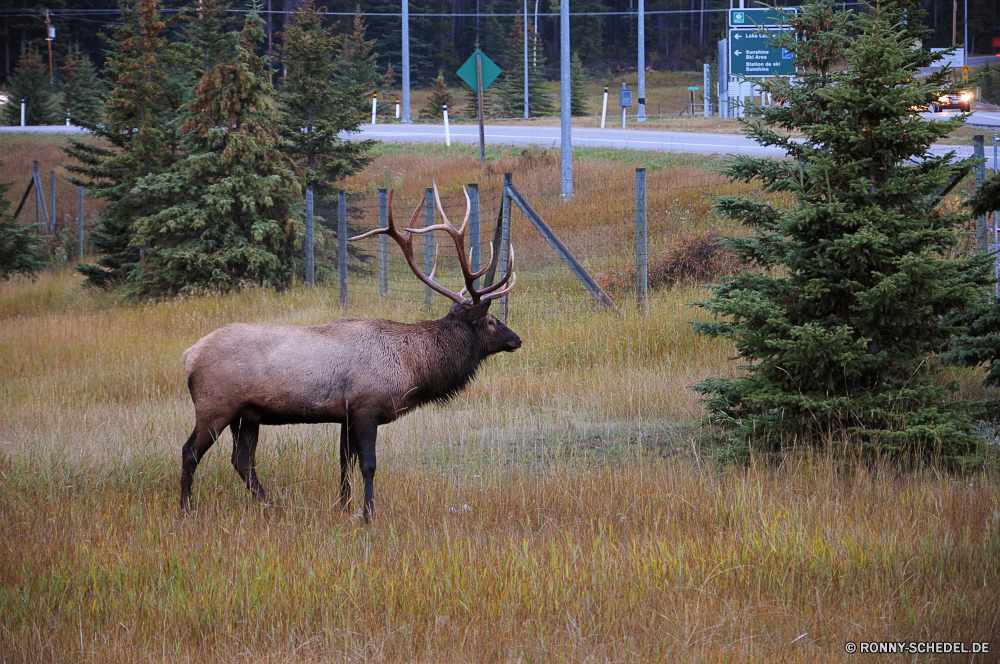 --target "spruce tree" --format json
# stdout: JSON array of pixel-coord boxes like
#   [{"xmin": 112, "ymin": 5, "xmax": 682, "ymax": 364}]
[
  {"xmin": 1, "ymin": 47, "xmax": 61, "ymax": 126},
  {"xmin": 181, "ymin": 0, "xmax": 236, "ymax": 75},
  {"xmin": 62, "ymin": 0, "xmax": 186, "ymax": 289},
  {"xmin": 938, "ymin": 177, "xmax": 1000, "ymax": 390},
  {"xmin": 0, "ymin": 162, "xmax": 47, "ymax": 278},
  {"xmin": 692, "ymin": 0, "xmax": 990, "ymax": 462},
  {"xmin": 419, "ymin": 72, "xmax": 455, "ymax": 120},
  {"xmin": 129, "ymin": 6, "xmax": 299, "ymax": 296},
  {"xmin": 277, "ymin": 0, "xmax": 373, "ymax": 277},
  {"xmin": 60, "ymin": 45, "xmax": 104, "ymax": 126},
  {"xmin": 493, "ymin": 15, "xmax": 553, "ymax": 119},
  {"xmin": 570, "ymin": 52, "xmax": 589, "ymax": 117},
  {"xmin": 335, "ymin": 12, "xmax": 380, "ymax": 121}
]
